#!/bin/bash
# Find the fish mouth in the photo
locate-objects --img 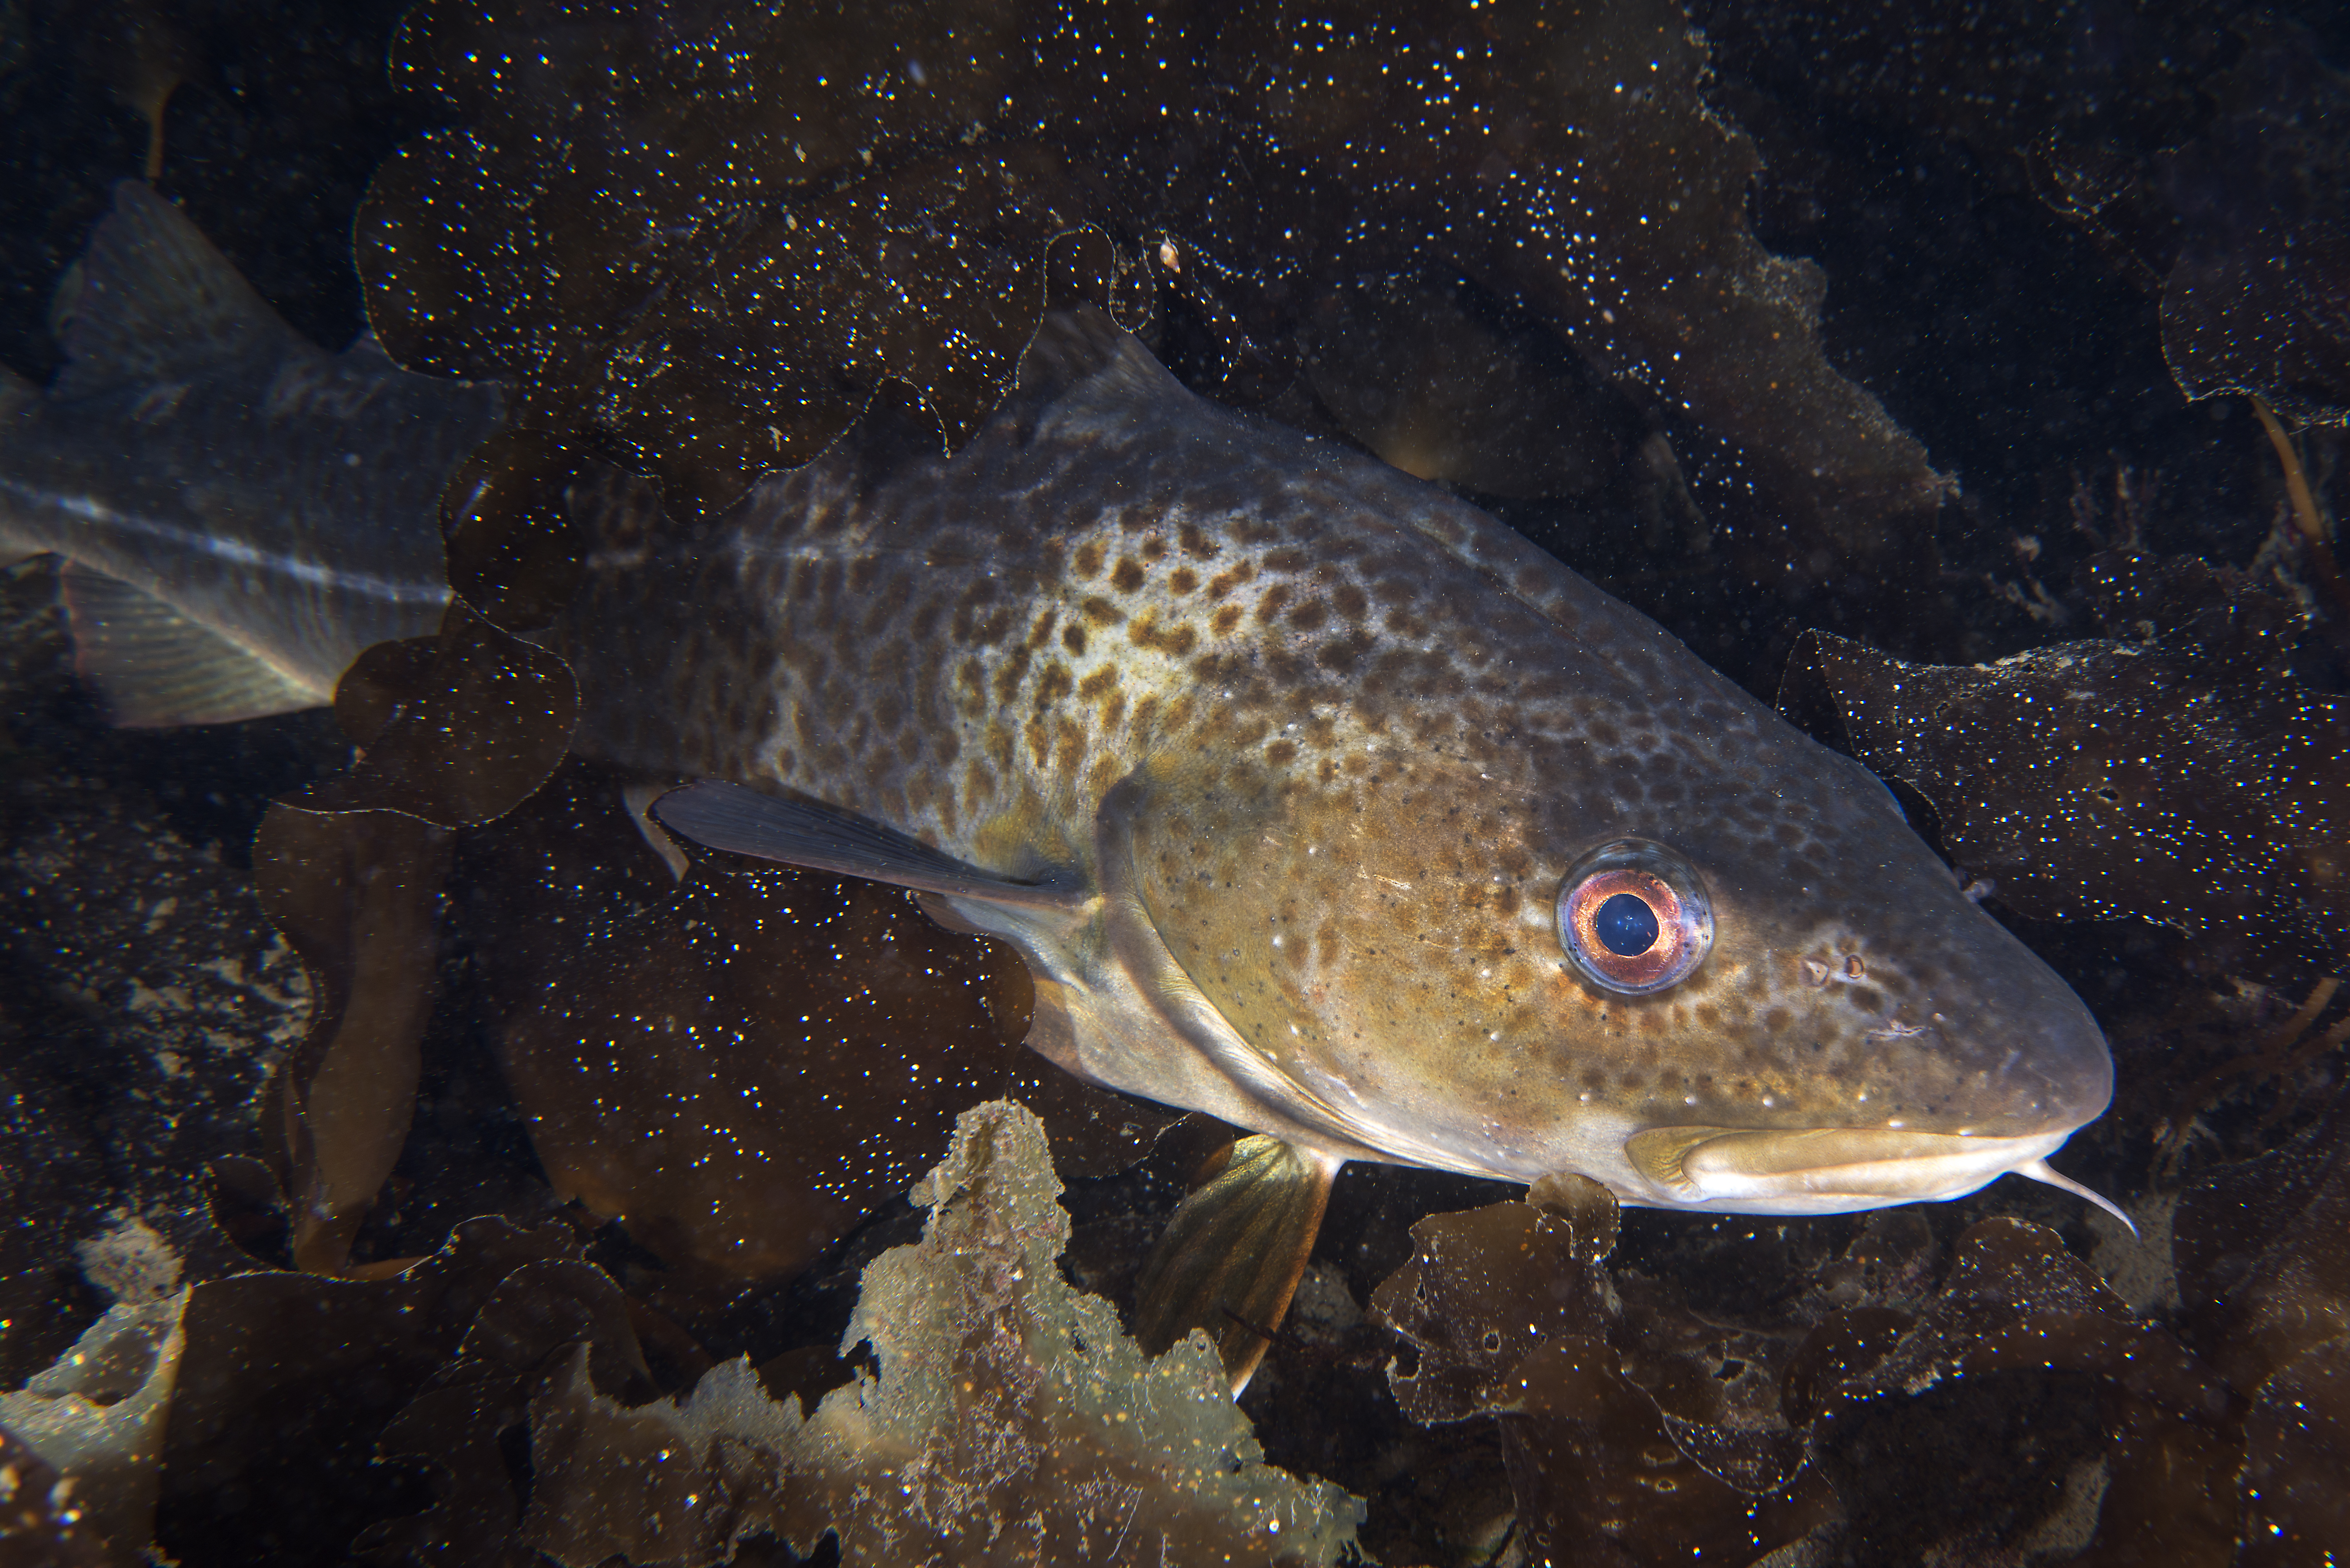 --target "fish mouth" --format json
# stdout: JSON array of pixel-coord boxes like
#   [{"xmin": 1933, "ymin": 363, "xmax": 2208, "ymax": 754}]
[{"xmin": 1620, "ymin": 1124, "xmax": 2090, "ymax": 1217}]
